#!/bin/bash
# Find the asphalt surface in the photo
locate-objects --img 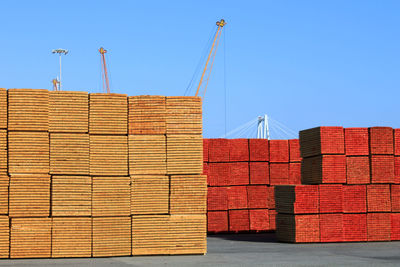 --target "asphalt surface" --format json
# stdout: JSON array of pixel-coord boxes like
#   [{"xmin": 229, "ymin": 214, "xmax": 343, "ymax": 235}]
[{"xmin": 1, "ymin": 233, "xmax": 400, "ymax": 266}]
